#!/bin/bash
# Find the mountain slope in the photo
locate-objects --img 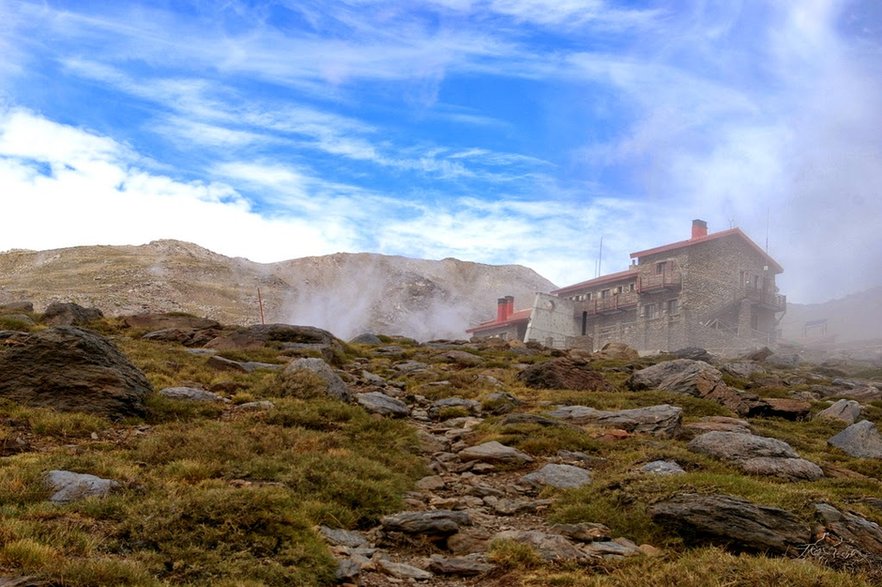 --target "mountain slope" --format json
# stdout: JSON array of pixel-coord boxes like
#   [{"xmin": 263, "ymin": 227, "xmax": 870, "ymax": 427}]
[
  {"xmin": 0, "ymin": 240, "xmax": 556, "ymax": 340},
  {"xmin": 780, "ymin": 286, "xmax": 882, "ymax": 344}
]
